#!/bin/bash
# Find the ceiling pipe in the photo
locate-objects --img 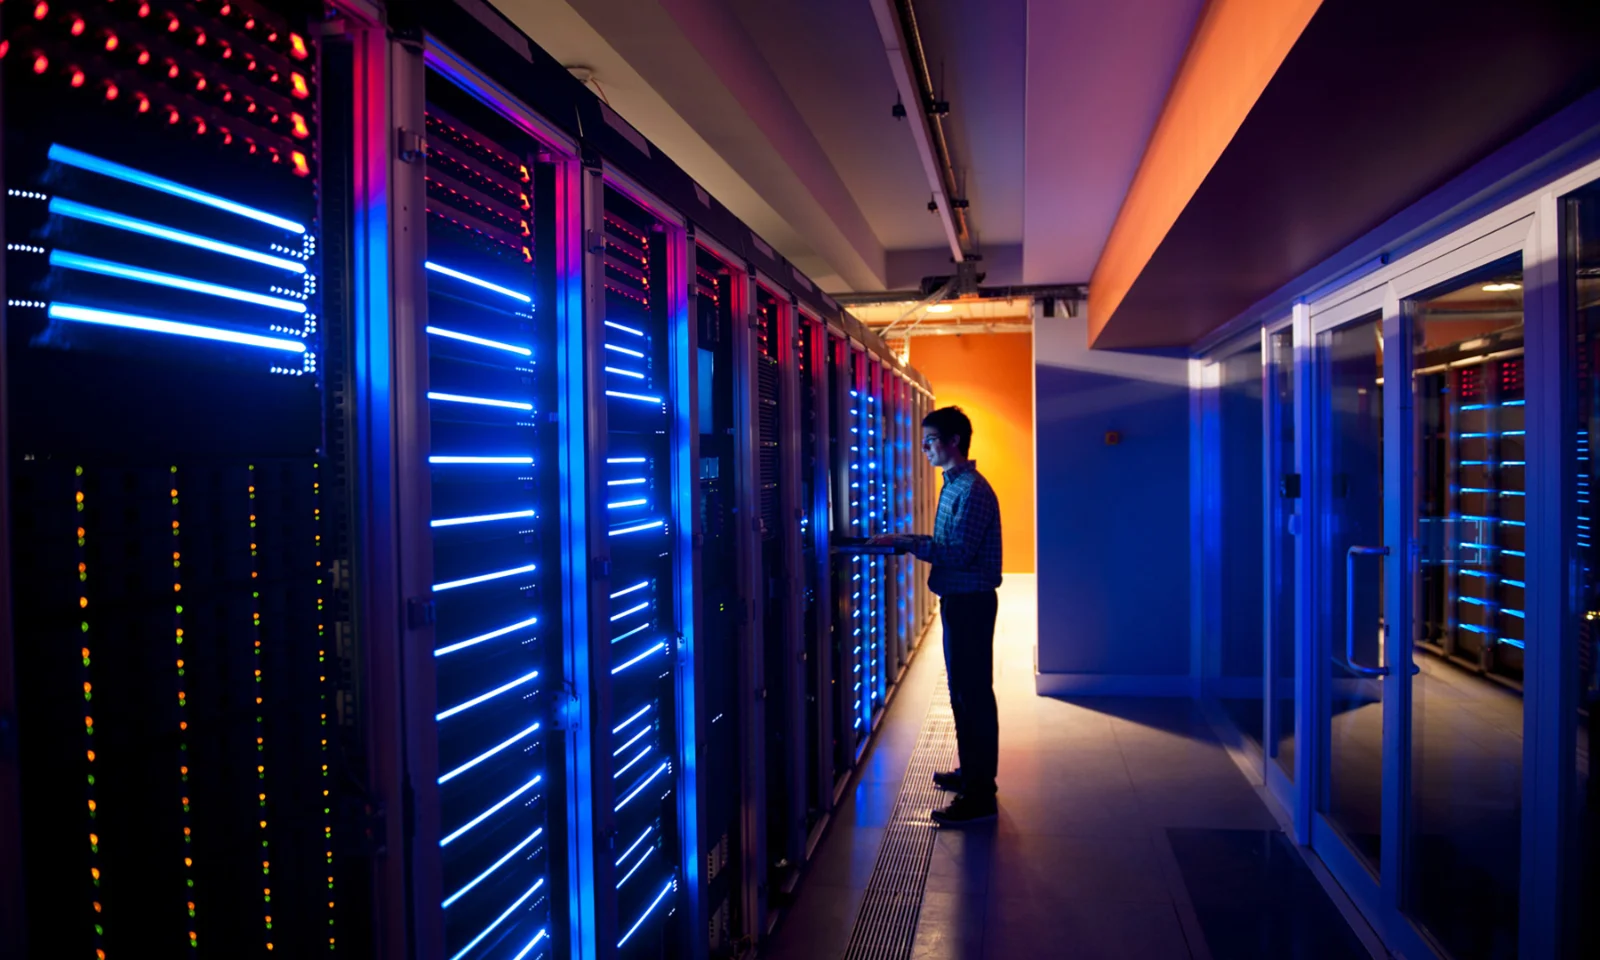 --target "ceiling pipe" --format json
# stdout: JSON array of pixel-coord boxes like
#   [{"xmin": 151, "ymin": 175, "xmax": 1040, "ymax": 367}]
[
  {"xmin": 868, "ymin": 0, "xmax": 966, "ymax": 263},
  {"xmin": 878, "ymin": 281, "xmax": 954, "ymax": 340},
  {"xmin": 834, "ymin": 282, "xmax": 1087, "ymax": 306}
]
